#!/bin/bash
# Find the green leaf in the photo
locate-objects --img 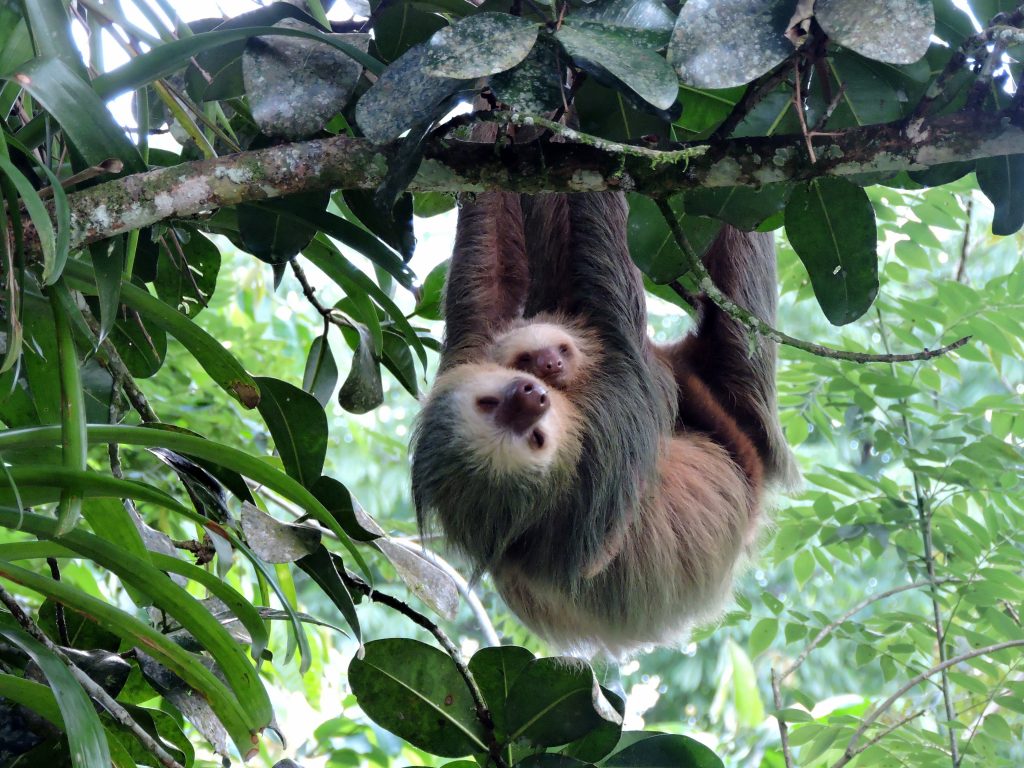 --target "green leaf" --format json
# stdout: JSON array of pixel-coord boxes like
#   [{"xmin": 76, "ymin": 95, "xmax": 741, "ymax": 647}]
[
  {"xmin": 748, "ymin": 618, "xmax": 778, "ymax": 658},
  {"xmin": 92, "ymin": 23, "xmax": 383, "ymax": 99},
  {"xmin": 504, "ymin": 658, "xmax": 620, "ymax": 747},
  {"xmin": 49, "ymin": 282, "xmax": 87, "ymax": 535},
  {"xmin": 349, "ymin": 638, "xmax": 487, "ymax": 757},
  {"xmin": 728, "ymin": 638, "xmax": 766, "ymax": 727},
  {"xmin": 467, "ymin": 645, "xmax": 534, "ymax": 737},
  {"xmin": 21, "ymin": 0, "xmax": 82, "ymax": 71},
  {"xmin": 239, "ymin": 192, "xmax": 330, "ymax": 264},
  {"xmin": 976, "ymin": 155, "xmax": 1024, "ymax": 236},
  {"xmin": 556, "ymin": 24, "xmax": 679, "ymax": 112},
  {"xmin": 571, "ymin": 0, "xmax": 676, "ymax": 49},
  {"xmin": 255, "ymin": 376, "xmax": 328, "ymax": 487},
  {"xmin": 11, "ymin": 57, "xmax": 144, "ymax": 172},
  {"xmin": 0, "ymin": 153, "xmax": 55, "ymax": 280},
  {"xmin": 89, "ymin": 238, "xmax": 125, "ymax": 343},
  {"xmin": 627, "ymin": 193, "xmax": 722, "ymax": 283},
  {"xmin": 154, "ymin": 227, "xmax": 220, "ymax": 317},
  {"xmin": 355, "ymin": 38, "xmax": 467, "ymax": 143},
  {"xmin": 297, "ymin": 546, "xmax": 361, "ymax": 641},
  {"xmin": 423, "ymin": 13, "xmax": 538, "ymax": 79},
  {"xmin": 684, "ymin": 184, "xmax": 792, "ymax": 230},
  {"xmin": 668, "ymin": 0, "xmax": 793, "ymax": 89},
  {"xmin": 0, "ymin": 618, "xmax": 111, "ymax": 768},
  {"xmin": 784, "ymin": 177, "xmax": 879, "ymax": 325},
  {"xmin": 605, "ymin": 733, "xmax": 724, "ymax": 767},
  {"xmin": 338, "ymin": 325, "xmax": 384, "ymax": 414},
  {"xmin": 62, "ymin": 259, "xmax": 261, "ymax": 408},
  {"xmin": 0, "ymin": 558, "xmax": 258, "ymax": 754},
  {"xmin": 490, "ymin": 34, "xmax": 567, "ymax": 115},
  {"xmin": 0, "ymin": 509, "xmax": 274, "ymax": 729},
  {"xmin": 815, "ymin": 0, "xmax": 934, "ymax": 65},
  {"xmin": 303, "ymin": 333, "xmax": 339, "ymax": 407}
]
